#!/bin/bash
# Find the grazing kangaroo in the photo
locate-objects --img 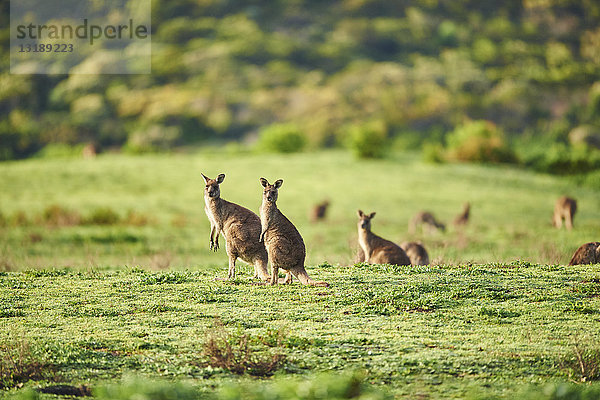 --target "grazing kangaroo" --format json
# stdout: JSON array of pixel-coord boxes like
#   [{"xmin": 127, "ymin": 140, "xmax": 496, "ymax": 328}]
[
  {"xmin": 553, "ymin": 196, "xmax": 577, "ymax": 230},
  {"xmin": 400, "ymin": 241, "xmax": 430, "ymax": 266},
  {"xmin": 409, "ymin": 211, "xmax": 446, "ymax": 234},
  {"xmin": 568, "ymin": 242, "xmax": 600, "ymax": 266},
  {"xmin": 259, "ymin": 178, "xmax": 329, "ymax": 287},
  {"xmin": 309, "ymin": 200, "xmax": 330, "ymax": 223},
  {"xmin": 453, "ymin": 202, "xmax": 470, "ymax": 227},
  {"xmin": 201, "ymin": 173, "xmax": 270, "ymax": 281},
  {"xmin": 357, "ymin": 210, "xmax": 411, "ymax": 266}
]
